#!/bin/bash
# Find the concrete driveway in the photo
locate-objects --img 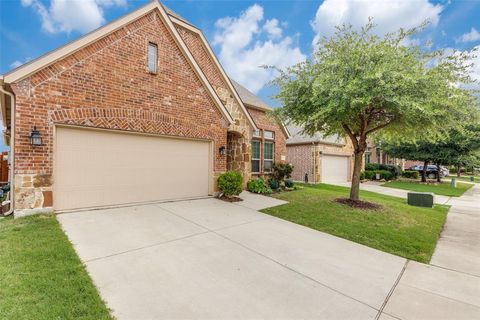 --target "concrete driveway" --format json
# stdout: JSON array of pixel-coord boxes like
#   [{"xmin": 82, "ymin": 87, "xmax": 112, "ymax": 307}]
[{"xmin": 58, "ymin": 193, "xmax": 408, "ymax": 319}]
